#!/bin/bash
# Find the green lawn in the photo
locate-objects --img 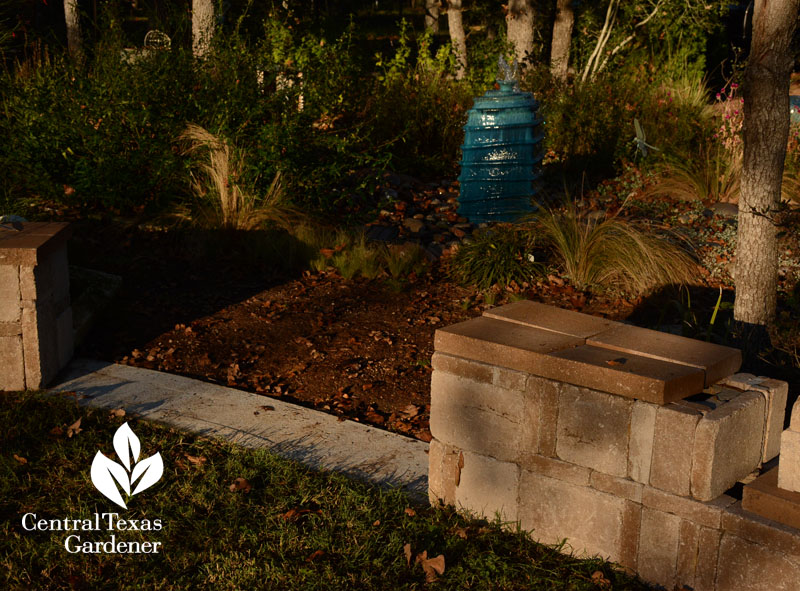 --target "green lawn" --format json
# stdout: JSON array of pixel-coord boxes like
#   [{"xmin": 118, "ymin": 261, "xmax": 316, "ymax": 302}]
[{"xmin": 1, "ymin": 391, "xmax": 650, "ymax": 590}]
